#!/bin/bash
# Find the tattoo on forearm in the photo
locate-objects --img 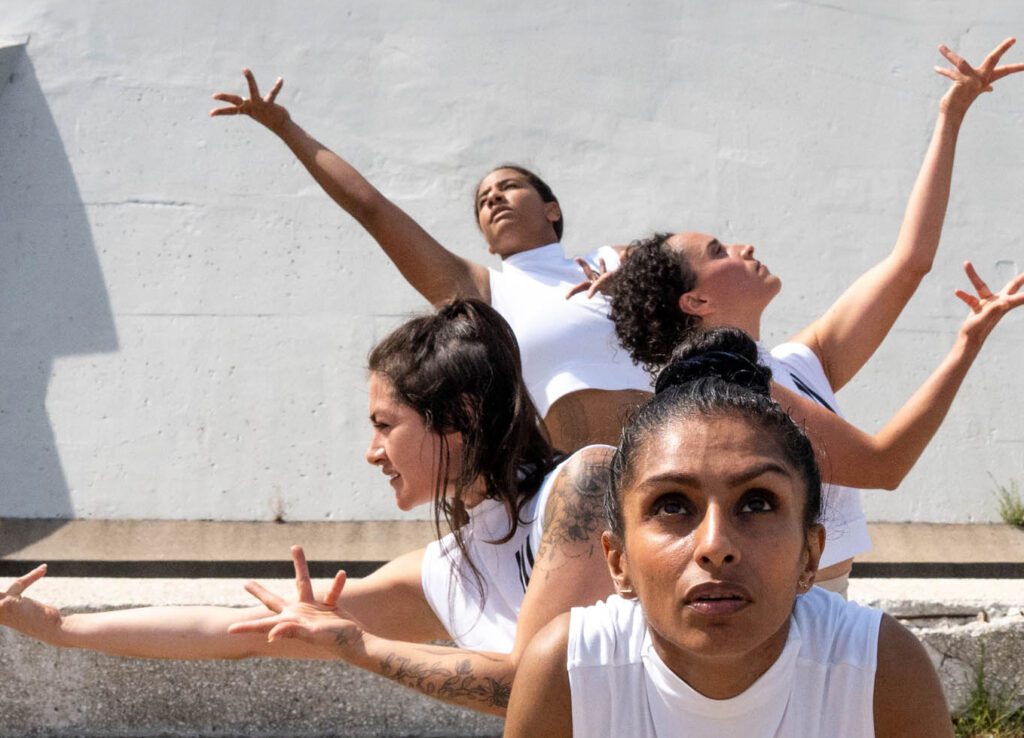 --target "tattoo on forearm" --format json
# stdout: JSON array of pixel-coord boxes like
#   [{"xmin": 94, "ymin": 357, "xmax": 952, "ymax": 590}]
[{"xmin": 378, "ymin": 654, "xmax": 511, "ymax": 708}]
